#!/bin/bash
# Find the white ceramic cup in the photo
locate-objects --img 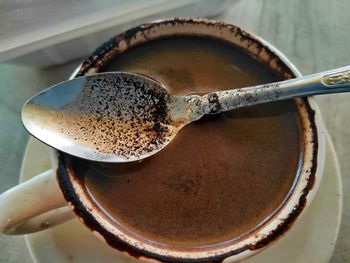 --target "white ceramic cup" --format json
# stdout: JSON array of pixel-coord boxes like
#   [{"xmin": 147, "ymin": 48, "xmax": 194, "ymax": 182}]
[{"xmin": 0, "ymin": 18, "xmax": 326, "ymax": 263}]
